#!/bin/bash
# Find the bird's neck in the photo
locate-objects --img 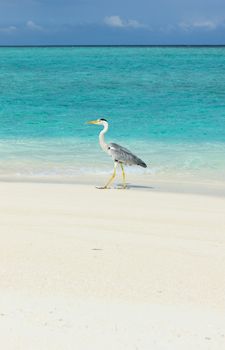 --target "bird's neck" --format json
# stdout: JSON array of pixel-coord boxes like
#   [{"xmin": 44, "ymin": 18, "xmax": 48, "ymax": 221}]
[{"xmin": 99, "ymin": 122, "xmax": 109, "ymax": 153}]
